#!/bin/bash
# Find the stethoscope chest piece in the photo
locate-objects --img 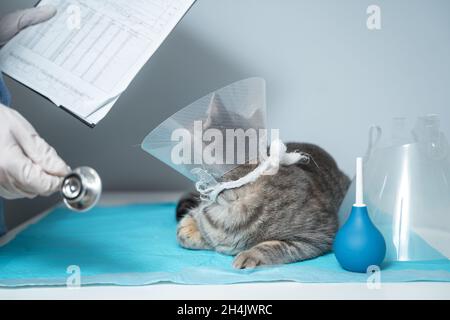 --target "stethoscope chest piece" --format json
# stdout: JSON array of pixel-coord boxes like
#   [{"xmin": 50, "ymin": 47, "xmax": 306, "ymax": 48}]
[{"xmin": 61, "ymin": 167, "xmax": 102, "ymax": 212}]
